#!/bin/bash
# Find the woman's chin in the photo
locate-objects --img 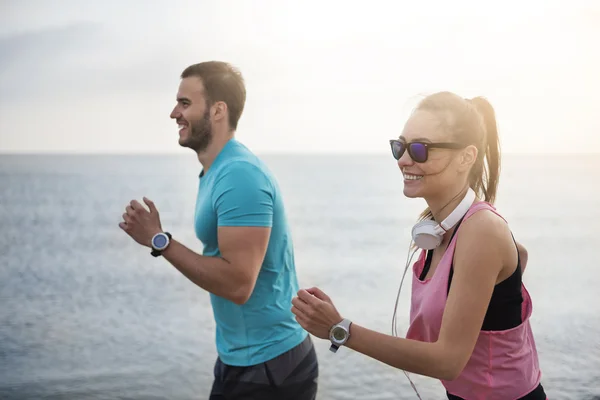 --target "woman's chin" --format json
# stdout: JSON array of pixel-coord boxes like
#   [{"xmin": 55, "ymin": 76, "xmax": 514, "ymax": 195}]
[{"xmin": 403, "ymin": 181, "xmax": 424, "ymax": 198}]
